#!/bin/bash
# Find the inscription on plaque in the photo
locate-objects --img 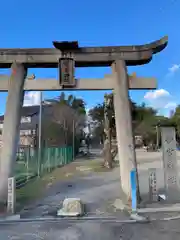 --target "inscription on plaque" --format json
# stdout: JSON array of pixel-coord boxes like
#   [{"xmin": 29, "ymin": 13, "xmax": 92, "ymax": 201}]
[
  {"xmin": 165, "ymin": 136, "xmax": 174, "ymax": 144},
  {"xmin": 7, "ymin": 177, "xmax": 15, "ymax": 214},
  {"xmin": 149, "ymin": 168, "xmax": 158, "ymax": 202},
  {"xmin": 59, "ymin": 57, "xmax": 75, "ymax": 87},
  {"xmin": 161, "ymin": 127, "xmax": 179, "ymax": 199}
]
